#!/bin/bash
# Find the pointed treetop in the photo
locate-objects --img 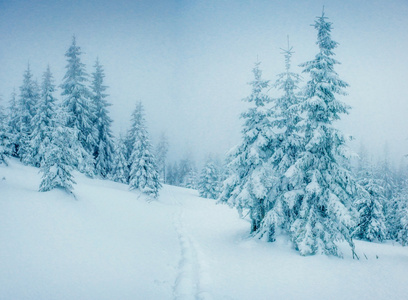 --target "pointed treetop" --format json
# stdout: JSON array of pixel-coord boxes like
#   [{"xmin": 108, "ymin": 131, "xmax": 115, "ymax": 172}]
[
  {"xmin": 316, "ymin": 6, "xmax": 328, "ymax": 22},
  {"xmin": 280, "ymin": 35, "xmax": 294, "ymax": 73},
  {"xmin": 65, "ymin": 35, "xmax": 83, "ymax": 59},
  {"xmin": 93, "ymin": 57, "xmax": 104, "ymax": 75},
  {"xmin": 131, "ymin": 101, "xmax": 146, "ymax": 124},
  {"xmin": 42, "ymin": 65, "xmax": 54, "ymax": 86},
  {"xmin": 311, "ymin": 10, "xmax": 337, "ymax": 55},
  {"xmin": 24, "ymin": 63, "xmax": 33, "ymax": 79}
]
